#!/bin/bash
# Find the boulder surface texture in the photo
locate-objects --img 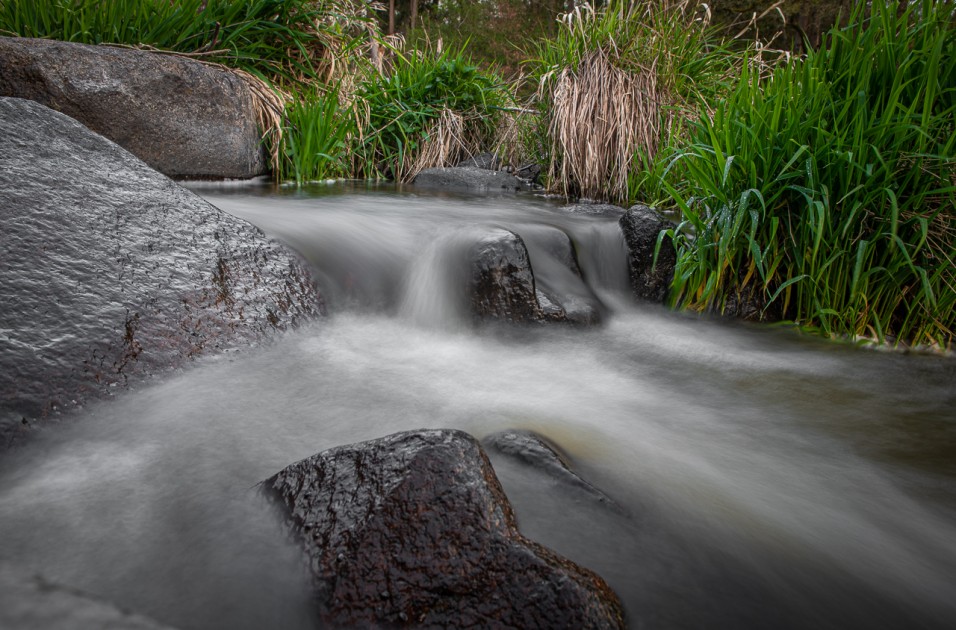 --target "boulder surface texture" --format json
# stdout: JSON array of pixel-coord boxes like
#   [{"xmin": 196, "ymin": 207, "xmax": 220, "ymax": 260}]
[
  {"xmin": 0, "ymin": 37, "xmax": 267, "ymax": 179},
  {"xmin": 619, "ymin": 205, "xmax": 677, "ymax": 303},
  {"xmin": 0, "ymin": 98, "xmax": 322, "ymax": 445},
  {"xmin": 265, "ymin": 429, "xmax": 626, "ymax": 629}
]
